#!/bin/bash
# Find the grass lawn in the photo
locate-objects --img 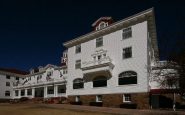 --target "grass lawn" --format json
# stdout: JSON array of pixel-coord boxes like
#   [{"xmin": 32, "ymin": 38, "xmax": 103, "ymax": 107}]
[{"xmin": 0, "ymin": 104, "xmax": 110, "ymax": 115}]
